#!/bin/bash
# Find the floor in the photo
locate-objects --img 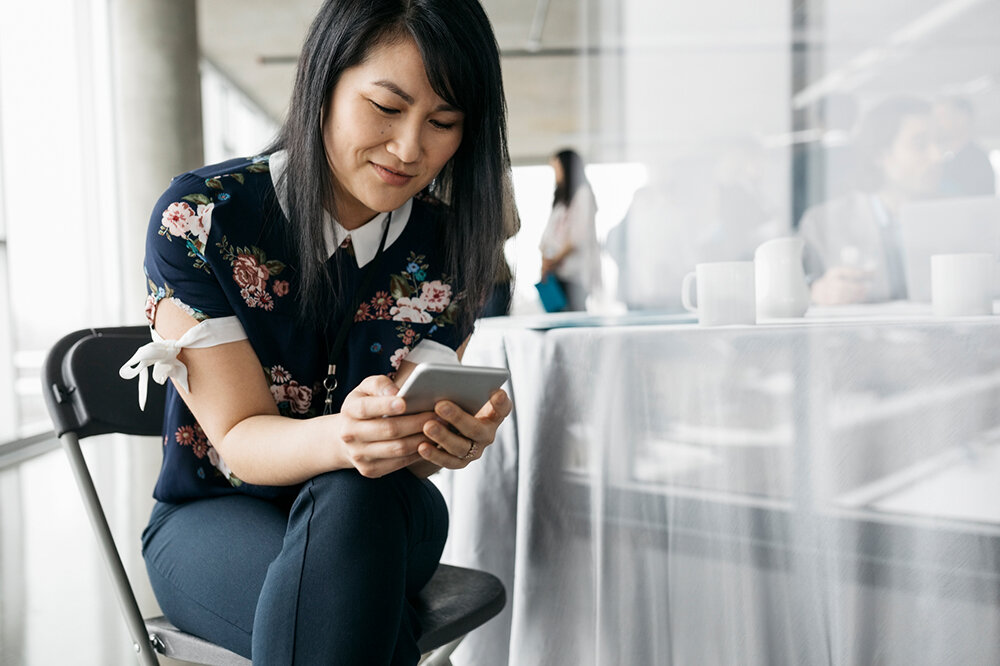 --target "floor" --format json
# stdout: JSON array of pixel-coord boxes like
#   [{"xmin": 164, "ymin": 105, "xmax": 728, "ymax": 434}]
[{"xmin": 0, "ymin": 438, "xmax": 190, "ymax": 666}]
